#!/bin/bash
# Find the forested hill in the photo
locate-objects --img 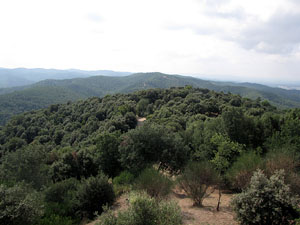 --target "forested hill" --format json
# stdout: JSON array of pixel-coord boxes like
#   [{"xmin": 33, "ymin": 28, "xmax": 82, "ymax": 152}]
[
  {"xmin": 1, "ymin": 72, "xmax": 300, "ymax": 125},
  {"xmin": 0, "ymin": 86, "xmax": 277, "ymax": 157},
  {"xmin": 1, "ymin": 87, "xmax": 300, "ymax": 224},
  {"xmin": 0, "ymin": 67, "xmax": 132, "ymax": 88}
]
